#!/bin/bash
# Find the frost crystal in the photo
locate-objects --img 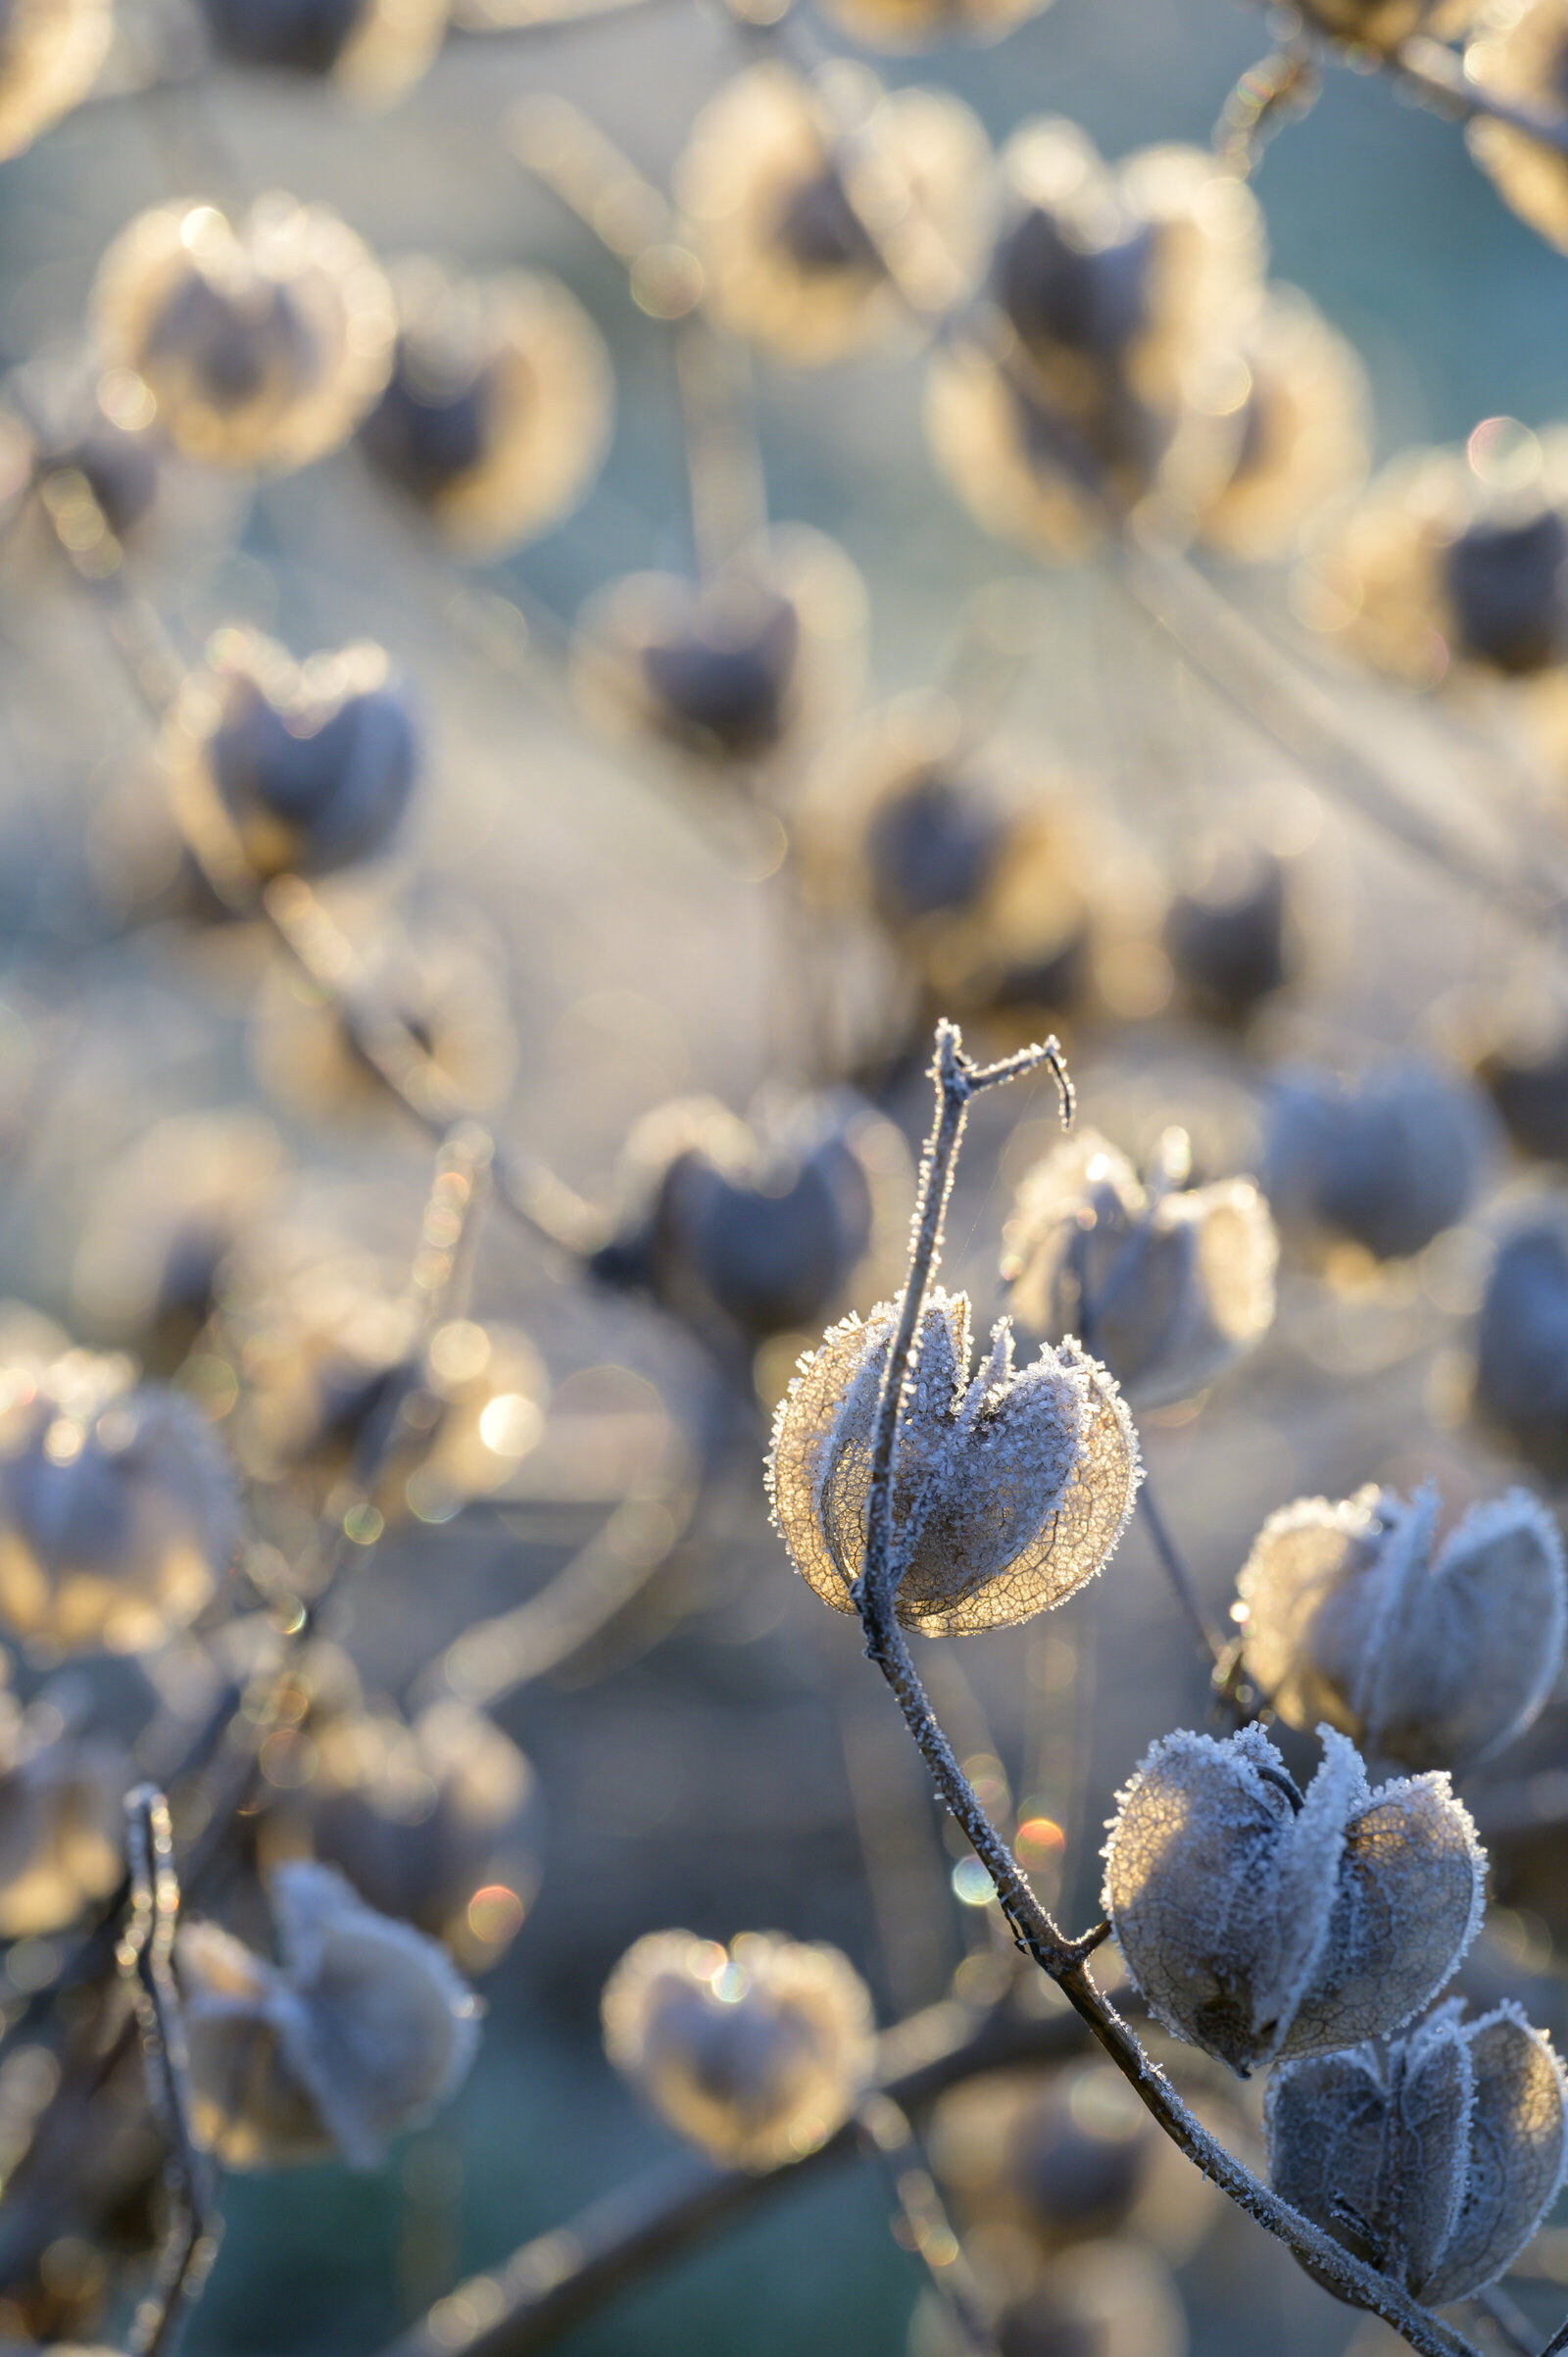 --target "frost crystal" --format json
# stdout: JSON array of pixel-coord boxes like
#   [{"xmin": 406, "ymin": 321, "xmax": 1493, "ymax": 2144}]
[
  {"xmin": 1267, "ymin": 2001, "xmax": 1568, "ymax": 2305},
  {"xmin": 1002, "ymin": 1128, "xmax": 1277, "ymax": 1407},
  {"xmin": 178, "ymin": 1861, "xmax": 479, "ymax": 2169},
  {"xmin": 601, "ymin": 1929, "xmax": 875, "ymax": 2171},
  {"xmin": 1238, "ymin": 1484, "xmax": 1566, "ymax": 1771},
  {"xmin": 1102, "ymin": 1723, "xmax": 1485, "ymax": 2075},
  {"xmin": 766, "ymin": 1287, "xmax": 1141, "ymax": 1637}
]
